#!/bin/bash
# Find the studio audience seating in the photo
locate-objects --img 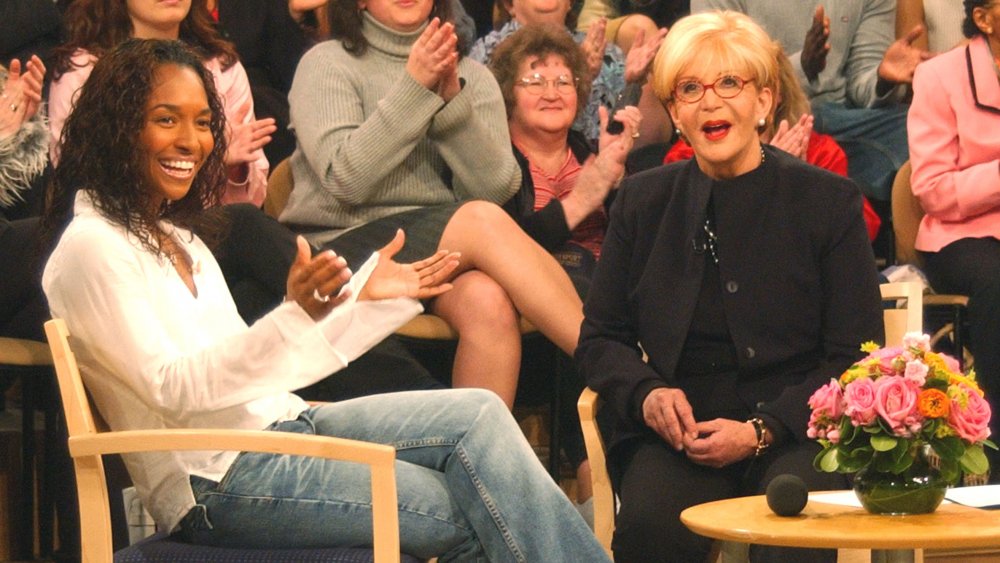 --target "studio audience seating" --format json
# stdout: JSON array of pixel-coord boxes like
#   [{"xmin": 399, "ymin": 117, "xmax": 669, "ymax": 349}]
[
  {"xmin": 891, "ymin": 162, "xmax": 972, "ymax": 371},
  {"xmin": 0, "ymin": 336, "xmax": 57, "ymax": 559}
]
